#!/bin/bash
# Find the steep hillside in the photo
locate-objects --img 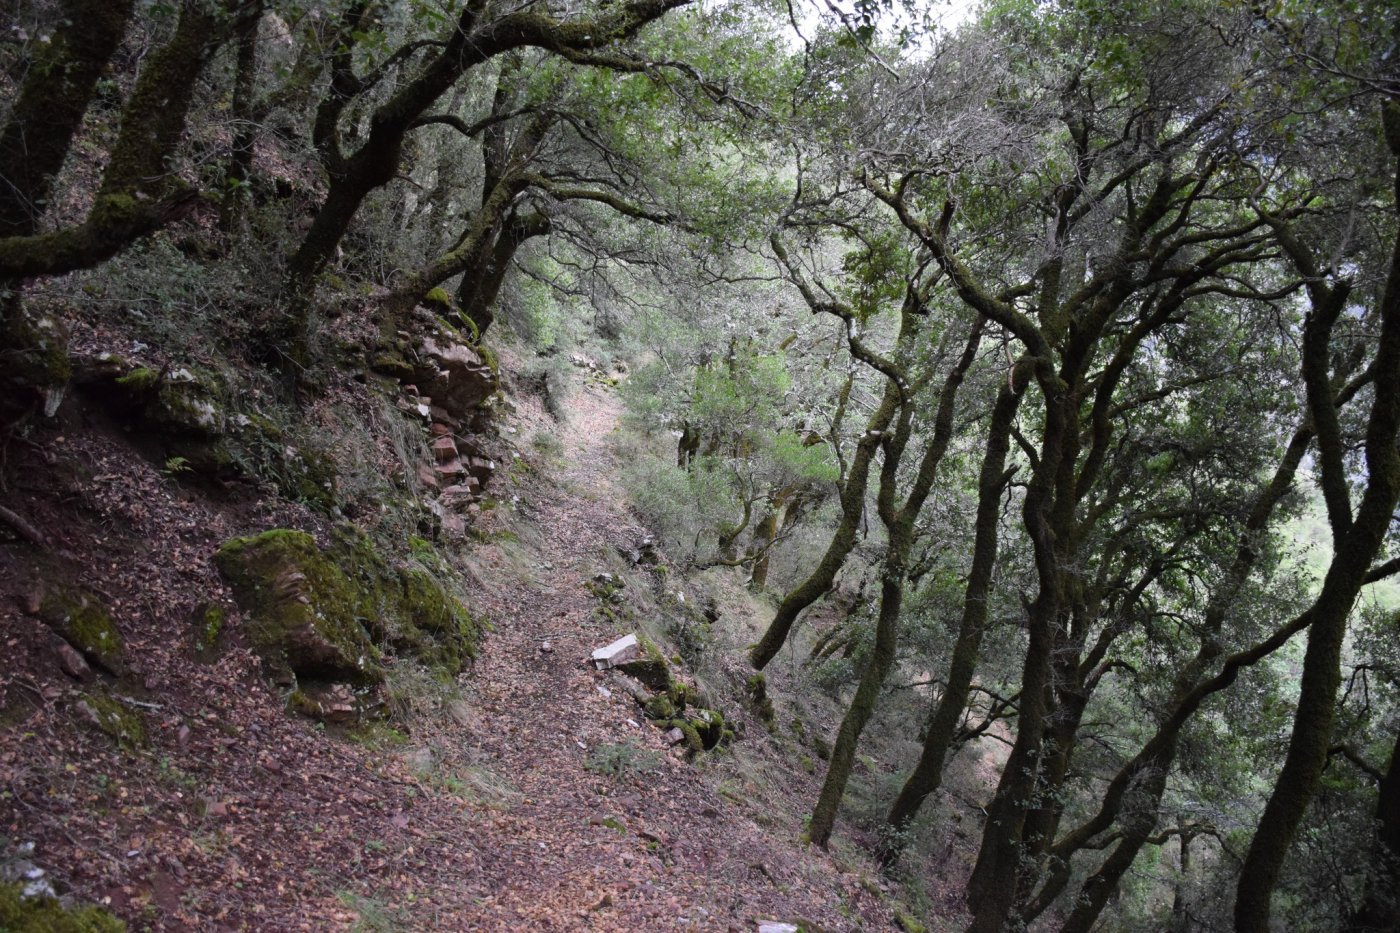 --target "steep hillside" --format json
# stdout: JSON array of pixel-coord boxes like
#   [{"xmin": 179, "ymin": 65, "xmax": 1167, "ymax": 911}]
[{"xmin": 0, "ymin": 350, "xmax": 904, "ymax": 931}]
